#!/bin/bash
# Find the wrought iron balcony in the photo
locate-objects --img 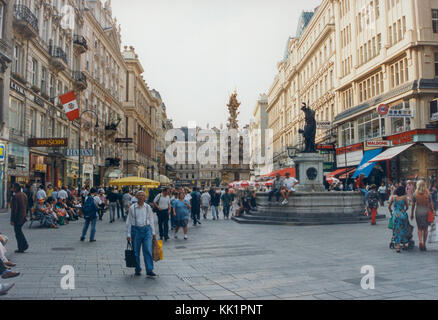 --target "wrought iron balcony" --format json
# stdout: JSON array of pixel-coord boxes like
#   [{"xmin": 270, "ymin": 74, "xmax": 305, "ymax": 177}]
[
  {"xmin": 72, "ymin": 71, "xmax": 87, "ymax": 91},
  {"xmin": 13, "ymin": 4, "xmax": 39, "ymax": 39},
  {"xmin": 48, "ymin": 46, "xmax": 68, "ymax": 71},
  {"xmin": 73, "ymin": 35, "xmax": 88, "ymax": 54}
]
